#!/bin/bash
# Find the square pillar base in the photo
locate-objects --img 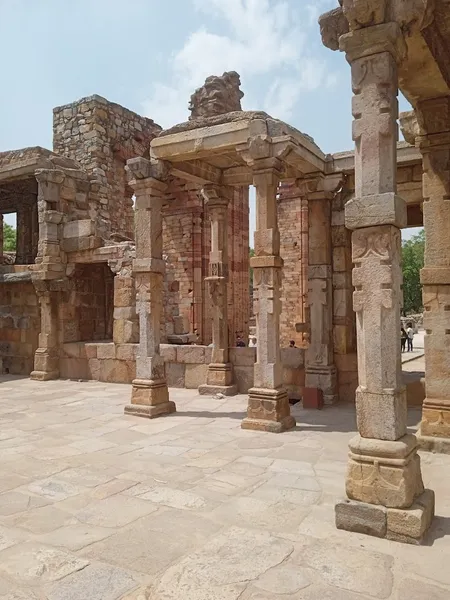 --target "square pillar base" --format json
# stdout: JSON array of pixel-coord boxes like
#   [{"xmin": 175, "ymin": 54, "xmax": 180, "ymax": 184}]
[
  {"xmin": 305, "ymin": 366, "xmax": 337, "ymax": 405},
  {"xmin": 417, "ymin": 432, "xmax": 450, "ymax": 455},
  {"xmin": 30, "ymin": 370, "xmax": 59, "ymax": 381},
  {"xmin": 241, "ymin": 387, "xmax": 296, "ymax": 433},
  {"xmin": 124, "ymin": 378, "xmax": 176, "ymax": 419},
  {"xmin": 420, "ymin": 401, "xmax": 450, "ymax": 439},
  {"xmin": 199, "ymin": 363, "xmax": 238, "ymax": 396},
  {"xmin": 335, "ymin": 489, "xmax": 435, "ymax": 545},
  {"xmin": 346, "ymin": 434, "xmax": 425, "ymax": 508}
]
